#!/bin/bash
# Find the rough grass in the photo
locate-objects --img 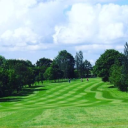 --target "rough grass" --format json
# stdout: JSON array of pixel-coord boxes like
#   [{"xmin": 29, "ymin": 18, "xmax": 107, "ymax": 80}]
[{"xmin": 0, "ymin": 78, "xmax": 128, "ymax": 128}]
